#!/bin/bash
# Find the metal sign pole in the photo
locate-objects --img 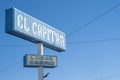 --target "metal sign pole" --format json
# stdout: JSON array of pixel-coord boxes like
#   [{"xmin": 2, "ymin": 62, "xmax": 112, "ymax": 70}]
[{"xmin": 38, "ymin": 43, "xmax": 44, "ymax": 80}]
